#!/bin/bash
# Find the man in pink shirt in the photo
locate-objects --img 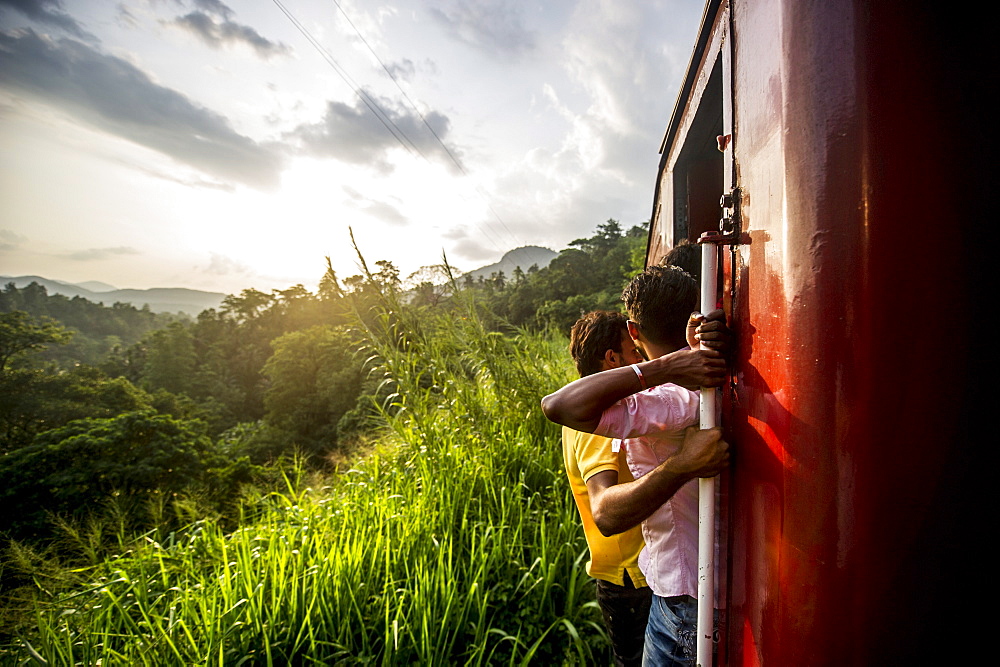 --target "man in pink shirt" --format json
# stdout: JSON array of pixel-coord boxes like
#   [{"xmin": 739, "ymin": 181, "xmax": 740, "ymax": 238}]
[{"xmin": 542, "ymin": 265, "xmax": 729, "ymax": 666}]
